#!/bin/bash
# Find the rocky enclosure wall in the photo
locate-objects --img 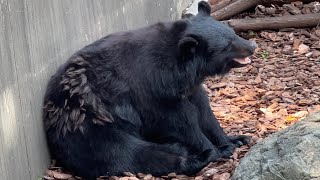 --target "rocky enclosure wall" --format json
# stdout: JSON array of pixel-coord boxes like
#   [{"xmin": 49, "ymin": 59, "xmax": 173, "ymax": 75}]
[{"xmin": 0, "ymin": 1, "xmax": 191, "ymax": 179}]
